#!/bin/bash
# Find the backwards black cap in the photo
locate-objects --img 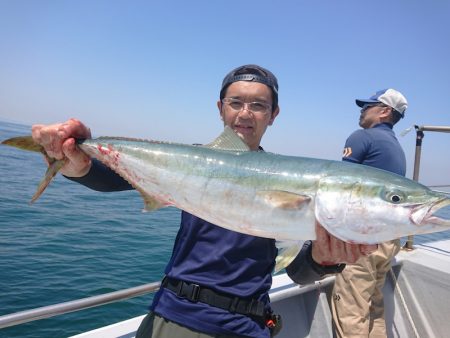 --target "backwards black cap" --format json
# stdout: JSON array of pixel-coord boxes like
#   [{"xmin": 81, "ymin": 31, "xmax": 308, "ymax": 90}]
[{"xmin": 220, "ymin": 64, "xmax": 279, "ymax": 110}]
